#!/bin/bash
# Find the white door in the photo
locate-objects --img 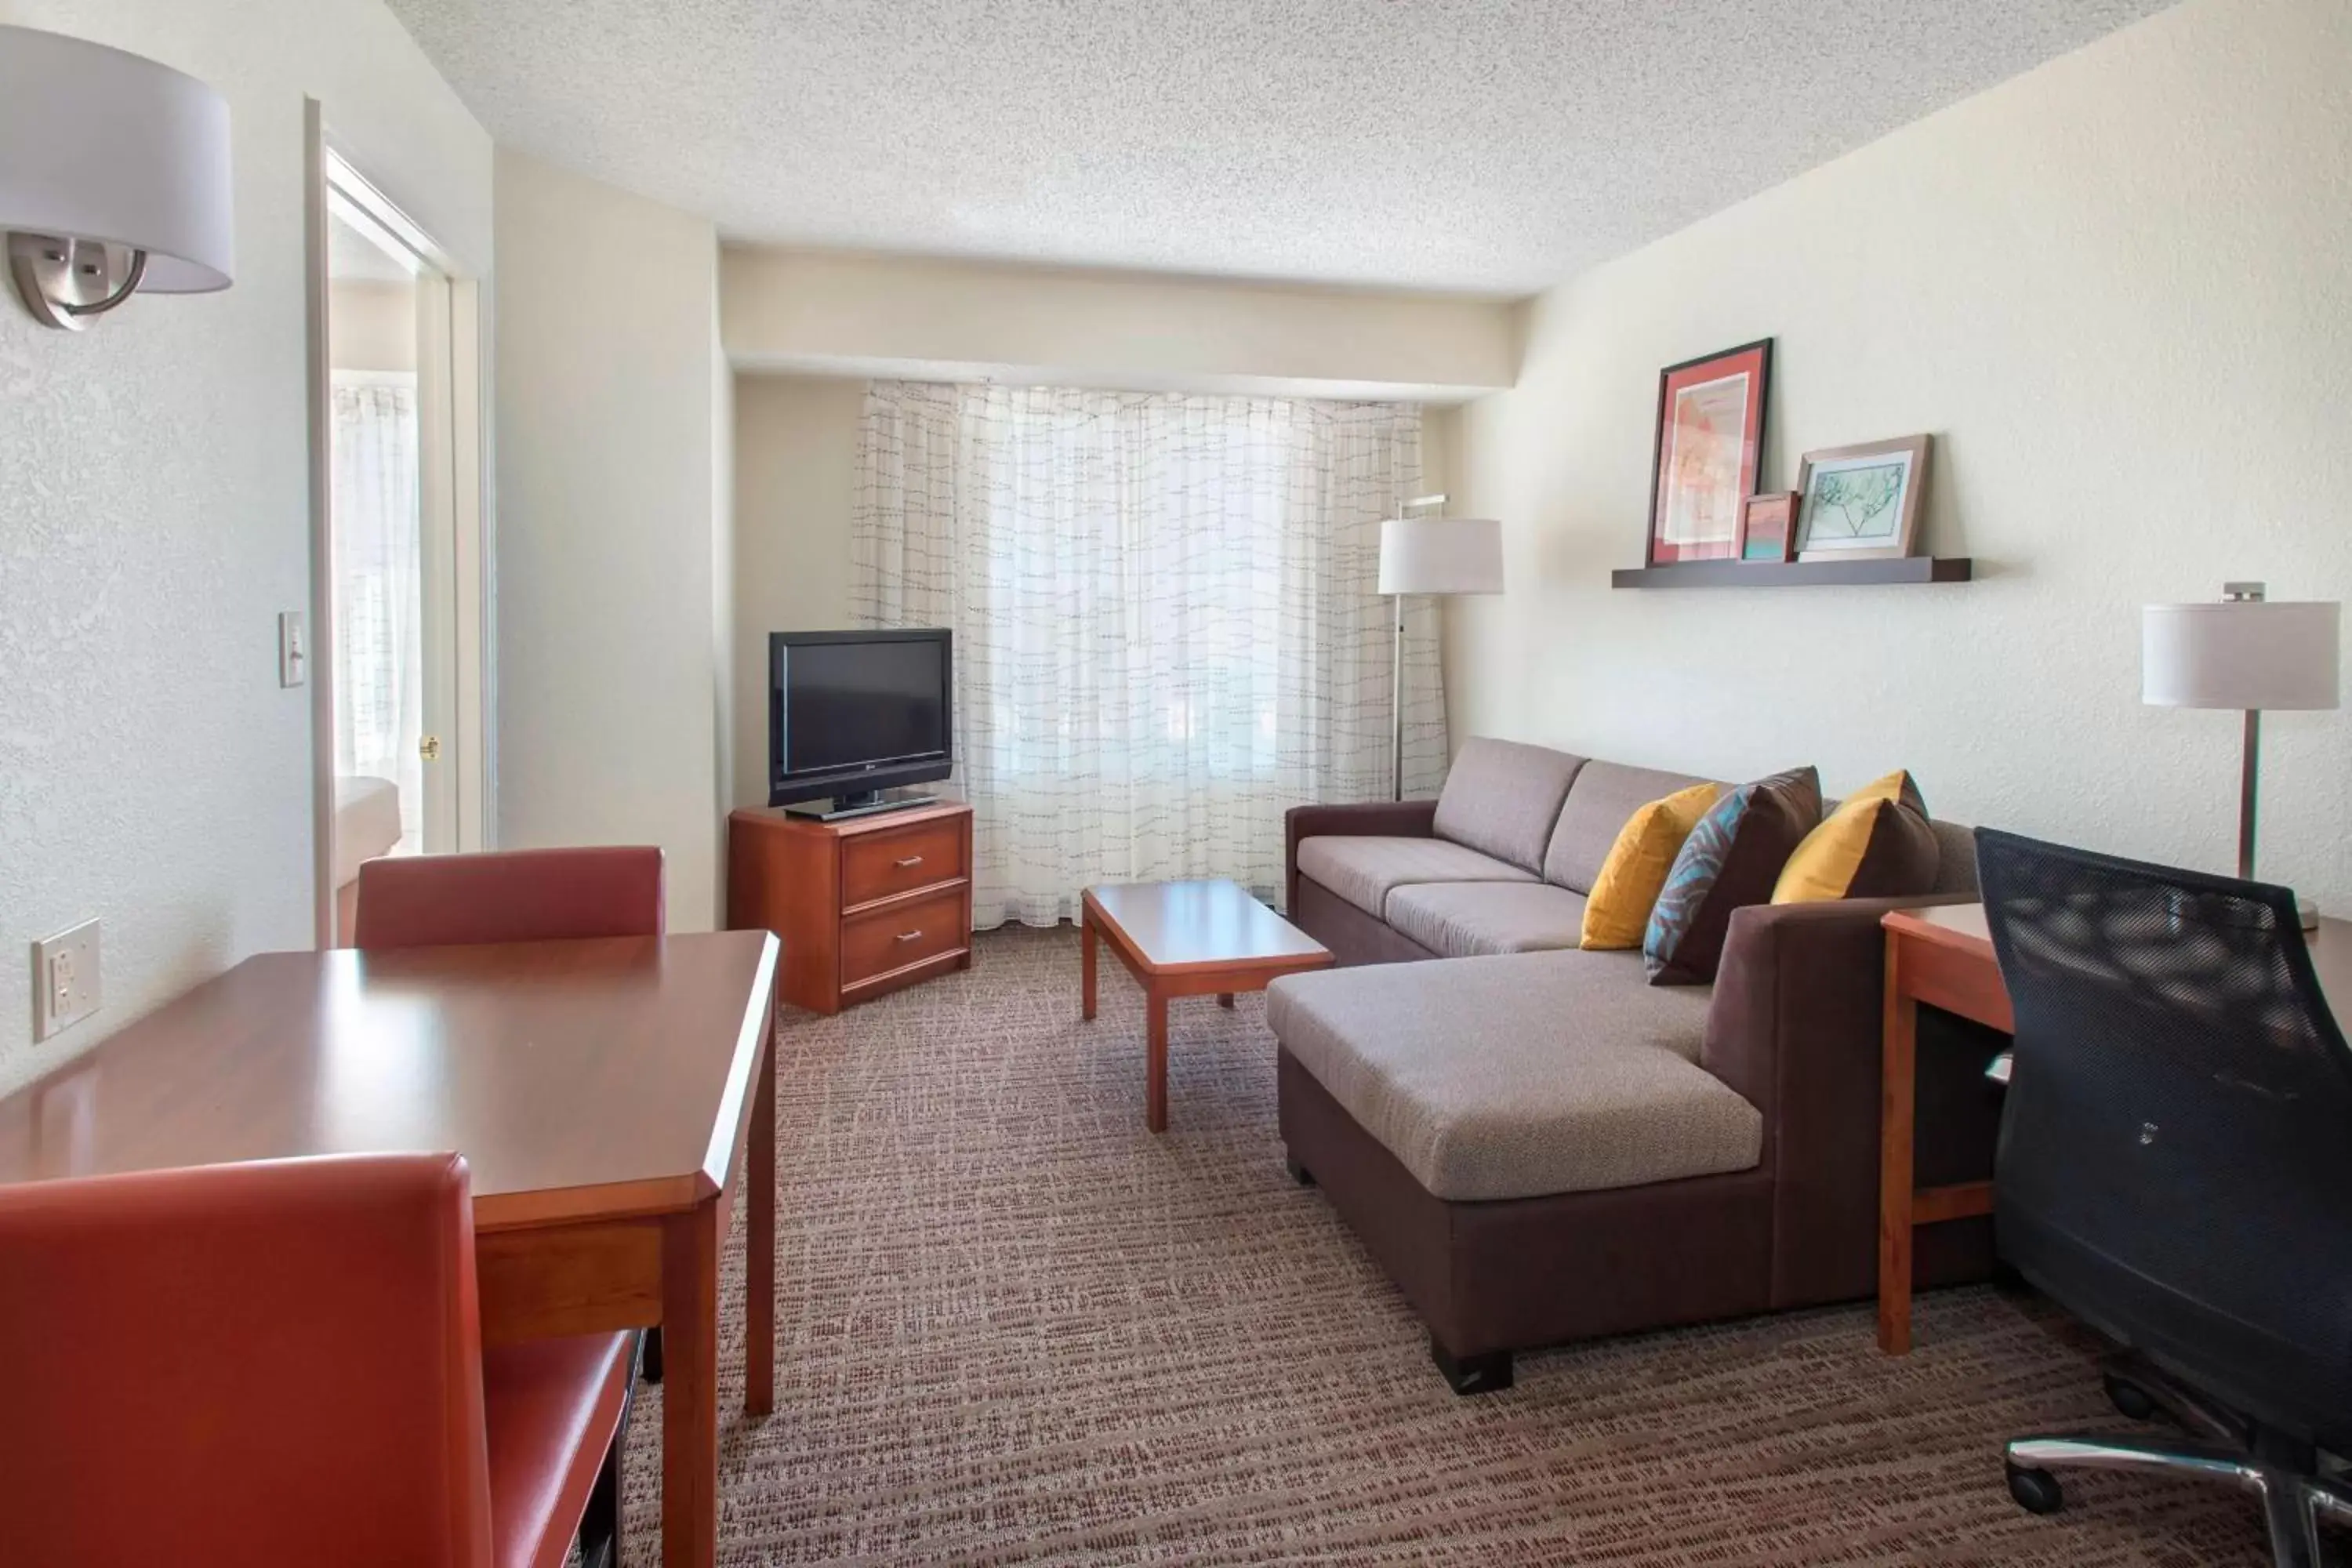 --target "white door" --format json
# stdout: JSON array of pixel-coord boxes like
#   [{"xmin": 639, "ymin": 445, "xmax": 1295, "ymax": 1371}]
[{"xmin": 315, "ymin": 142, "xmax": 485, "ymax": 941}]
